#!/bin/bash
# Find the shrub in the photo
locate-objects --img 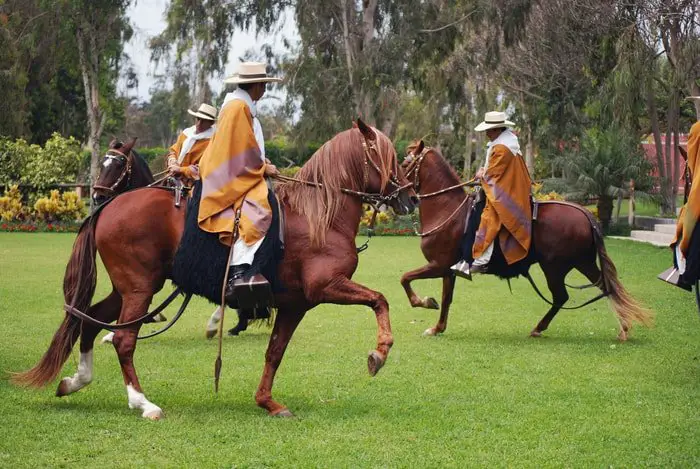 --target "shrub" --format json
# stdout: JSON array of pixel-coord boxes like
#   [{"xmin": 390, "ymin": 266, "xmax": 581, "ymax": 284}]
[
  {"xmin": 34, "ymin": 190, "xmax": 87, "ymax": 222},
  {"xmin": 0, "ymin": 185, "xmax": 26, "ymax": 221},
  {"xmin": 532, "ymin": 182, "xmax": 565, "ymax": 201},
  {"xmin": 22, "ymin": 133, "xmax": 83, "ymax": 189}
]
